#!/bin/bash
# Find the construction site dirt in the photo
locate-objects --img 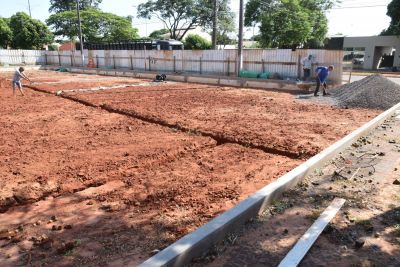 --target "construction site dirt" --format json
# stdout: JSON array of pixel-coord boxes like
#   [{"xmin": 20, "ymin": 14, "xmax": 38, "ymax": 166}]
[{"xmin": 0, "ymin": 70, "xmax": 380, "ymax": 266}]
